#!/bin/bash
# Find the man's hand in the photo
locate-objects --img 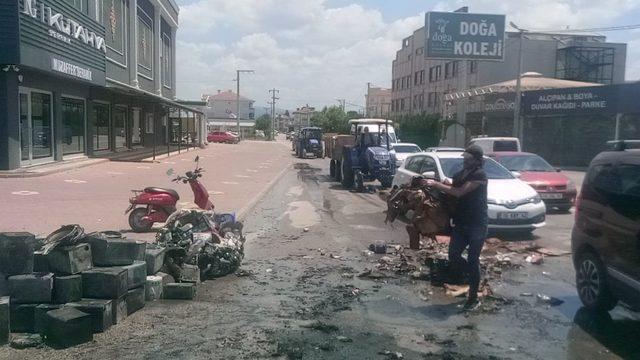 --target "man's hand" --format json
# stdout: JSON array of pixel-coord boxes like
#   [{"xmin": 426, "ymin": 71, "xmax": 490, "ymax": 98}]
[{"xmin": 424, "ymin": 179, "xmax": 438, "ymax": 187}]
